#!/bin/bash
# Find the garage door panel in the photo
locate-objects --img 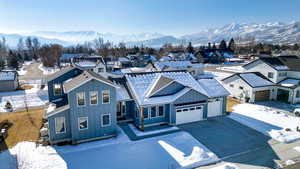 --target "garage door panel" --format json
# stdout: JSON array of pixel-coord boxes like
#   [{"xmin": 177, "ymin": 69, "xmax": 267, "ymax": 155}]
[
  {"xmin": 255, "ymin": 90, "xmax": 270, "ymax": 101},
  {"xmin": 208, "ymin": 100, "xmax": 222, "ymax": 117},
  {"xmin": 176, "ymin": 106, "xmax": 203, "ymax": 125}
]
